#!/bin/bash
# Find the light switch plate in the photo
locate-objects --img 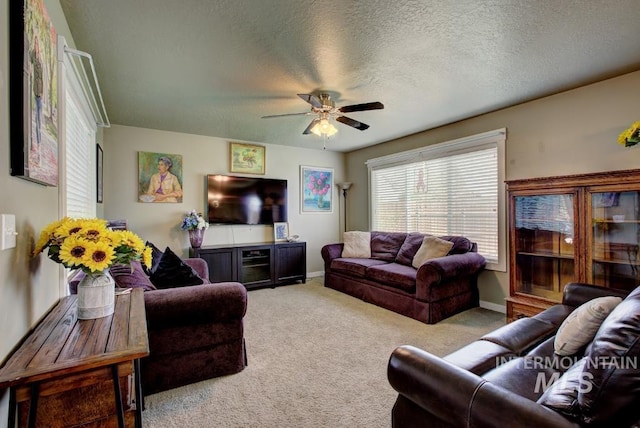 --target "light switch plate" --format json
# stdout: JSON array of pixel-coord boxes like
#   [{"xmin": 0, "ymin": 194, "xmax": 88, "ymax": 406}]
[{"xmin": 1, "ymin": 214, "xmax": 17, "ymax": 250}]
